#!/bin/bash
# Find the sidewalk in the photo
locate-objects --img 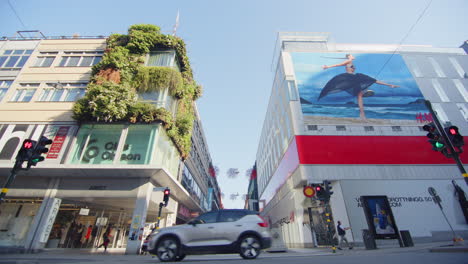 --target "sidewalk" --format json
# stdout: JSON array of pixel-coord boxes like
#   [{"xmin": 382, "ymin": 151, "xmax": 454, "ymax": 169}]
[{"xmin": 0, "ymin": 241, "xmax": 466, "ymax": 260}]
